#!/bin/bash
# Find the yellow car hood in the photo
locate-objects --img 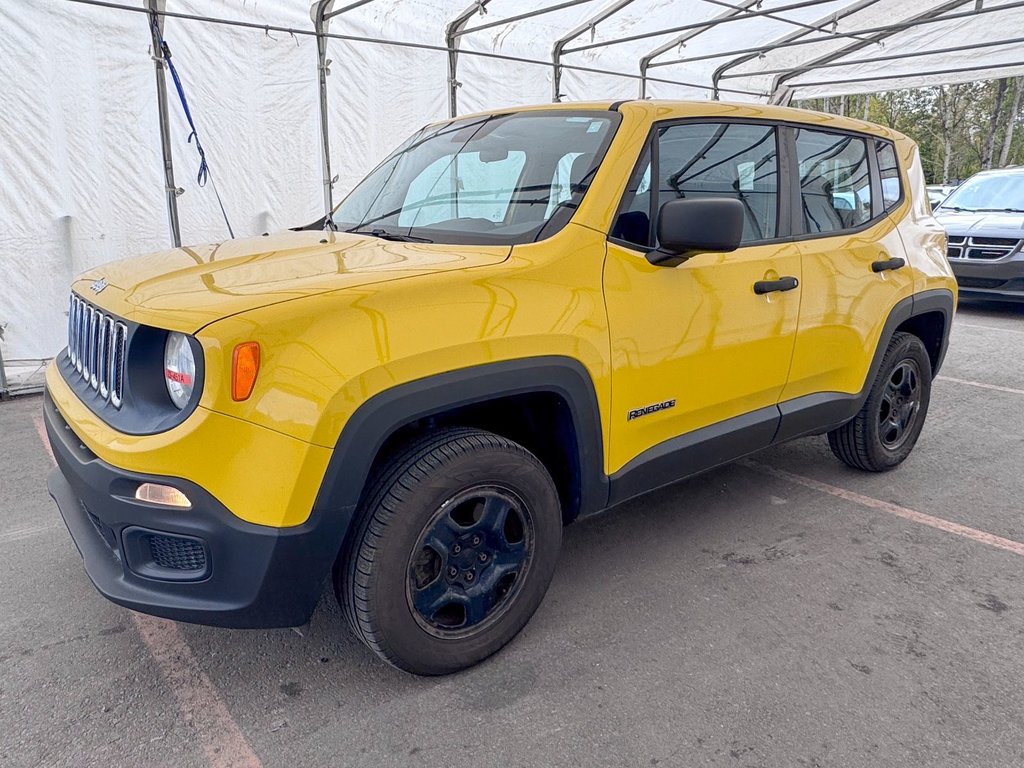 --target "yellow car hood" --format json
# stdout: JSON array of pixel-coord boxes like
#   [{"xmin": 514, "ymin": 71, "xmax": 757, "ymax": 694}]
[{"xmin": 73, "ymin": 230, "xmax": 512, "ymax": 333}]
